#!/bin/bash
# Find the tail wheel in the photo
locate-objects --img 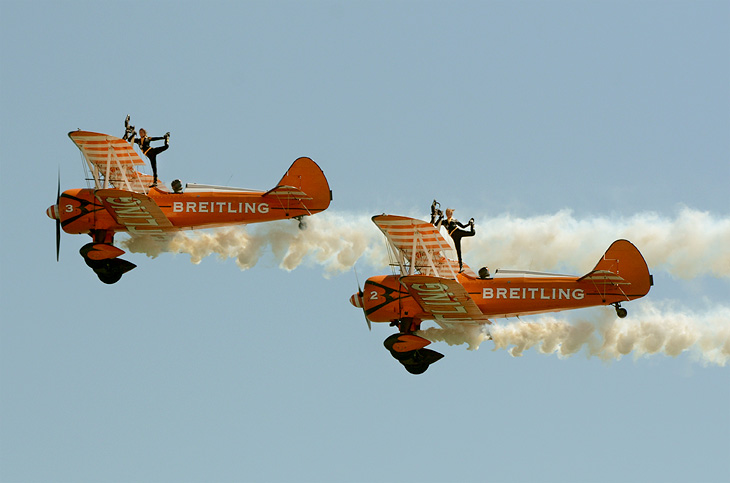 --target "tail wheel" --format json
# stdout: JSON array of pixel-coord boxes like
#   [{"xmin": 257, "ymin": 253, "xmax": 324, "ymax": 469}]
[{"xmin": 612, "ymin": 302, "xmax": 628, "ymax": 318}]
